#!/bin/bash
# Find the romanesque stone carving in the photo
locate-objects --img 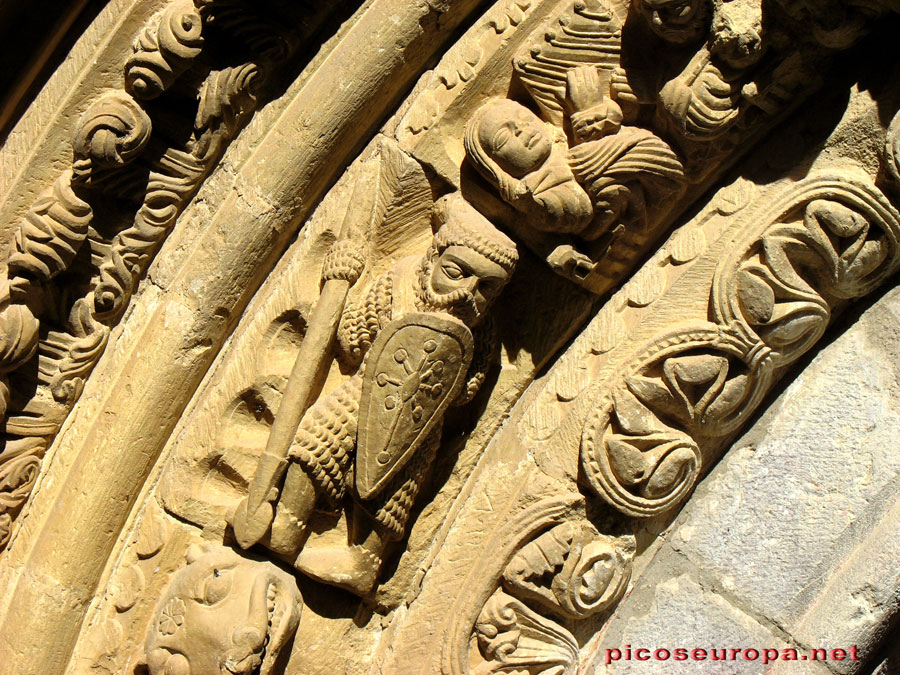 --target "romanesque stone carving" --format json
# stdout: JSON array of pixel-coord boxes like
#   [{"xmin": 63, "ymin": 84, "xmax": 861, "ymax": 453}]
[
  {"xmin": 581, "ymin": 323, "xmax": 761, "ymax": 516},
  {"xmin": 7, "ymin": 1, "xmax": 900, "ymax": 673},
  {"xmin": 0, "ymin": 0, "xmax": 272, "ymax": 553},
  {"xmin": 125, "ymin": 0, "xmax": 205, "ymax": 100},
  {"xmin": 713, "ymin": 177, "xmax": 900, "ymax": 365},
  {"xmin": 142, "ymin": 544, "xmax": 302, "ymax": 675},
  {"xmin": 232, "ymin": 191, "xmax": 518, "ymax": 596},
  {"xmin": 501, "ymin": 522, "xmax": 633, "ymax": 619},
  {"xmin": 465, "ymin": 1, "xmax": 687, "ymax": 293},
  {"xmin": 581, "ymin": 173, "xmax": 900, "ymax": 520},
  {"xmin": 474, "ymin": 590, "xmax": 579, "ymax": 674}
]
